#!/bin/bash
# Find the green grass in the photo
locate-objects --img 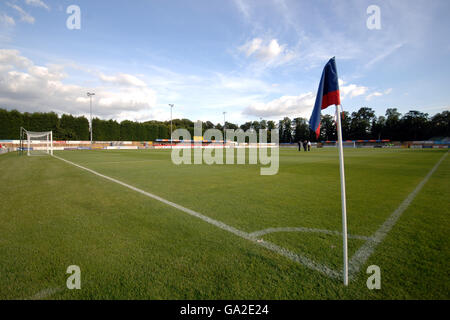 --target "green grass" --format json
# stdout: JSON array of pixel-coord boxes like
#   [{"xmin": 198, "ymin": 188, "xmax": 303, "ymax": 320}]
[{"xmin": 0, "ymin": 148, "xmax": 448, "ymax": 299}]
